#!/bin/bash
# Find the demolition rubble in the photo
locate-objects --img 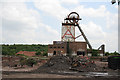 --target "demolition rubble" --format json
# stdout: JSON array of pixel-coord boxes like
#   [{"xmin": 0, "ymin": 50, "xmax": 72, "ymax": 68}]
[{"xmin": 33, "ymin": 54, "xmax": 106, "ymax": 74}]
